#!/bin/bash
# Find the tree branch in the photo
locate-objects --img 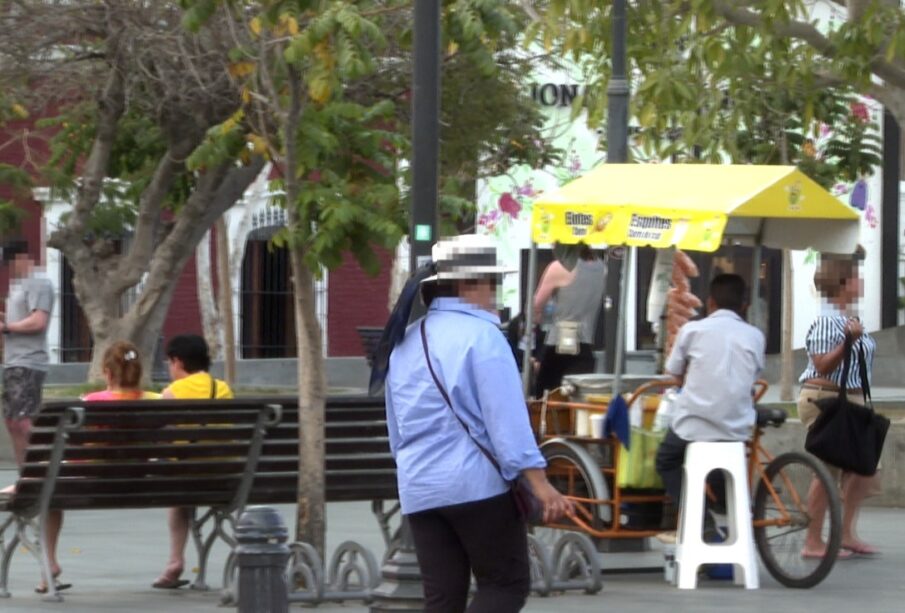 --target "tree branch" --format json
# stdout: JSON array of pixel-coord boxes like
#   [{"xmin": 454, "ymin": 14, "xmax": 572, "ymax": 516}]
[
  {"xmin": 110, "ymin": 137, "xmax": 199, "ymax": 295},
  {"xmin": 66, "ymin": 44, "xmax": 126, "ymax": 238},
  {"xmin": 126, "ymin": 157, "xmax": 266, "ymax": 323},
  {"xmin": 711, "ymin": 1, "xmax": 905, "ymax": 91}
]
